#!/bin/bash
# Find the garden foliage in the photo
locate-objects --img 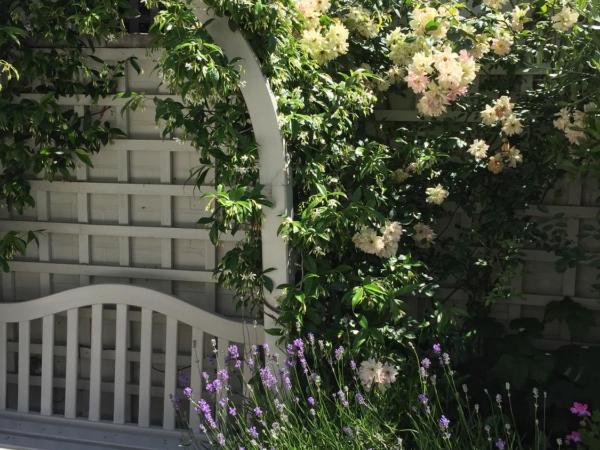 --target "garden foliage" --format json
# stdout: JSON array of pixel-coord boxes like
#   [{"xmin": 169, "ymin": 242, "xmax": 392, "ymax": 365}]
[
  {"xmin": 1, "ymin": 0, "xmax": 600, "ymax": 445},
  {"xmin": 180, "ymin": 338, "xmax": 595, "ymax": 449}
]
